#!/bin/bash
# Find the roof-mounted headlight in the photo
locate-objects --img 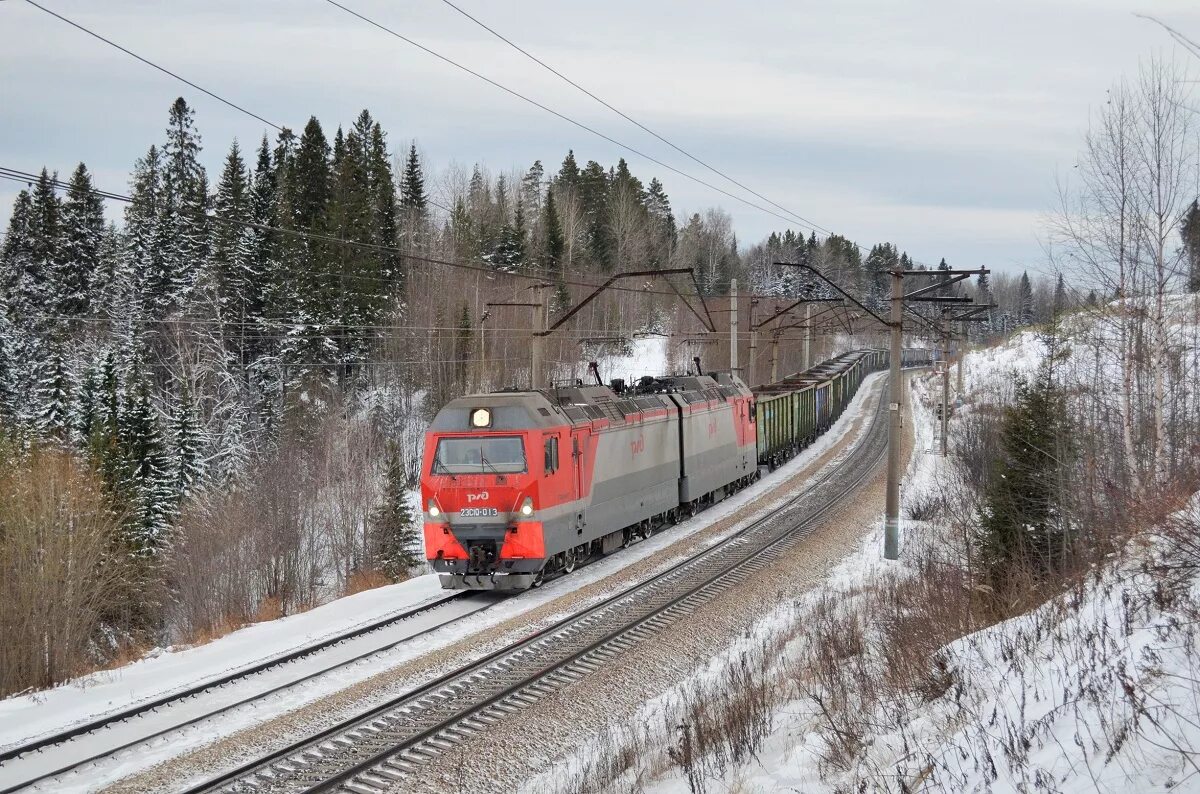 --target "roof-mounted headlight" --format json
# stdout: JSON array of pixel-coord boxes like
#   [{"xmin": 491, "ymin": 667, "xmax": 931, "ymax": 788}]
[{"xmin": 471, "ymin": 408, "xmax": 492, "ymax": 428}]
